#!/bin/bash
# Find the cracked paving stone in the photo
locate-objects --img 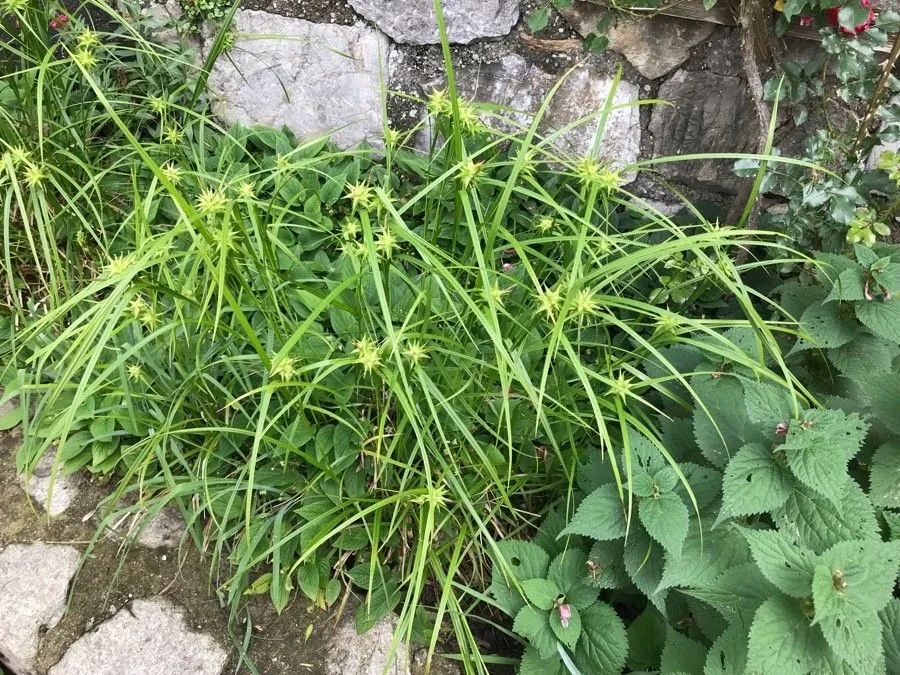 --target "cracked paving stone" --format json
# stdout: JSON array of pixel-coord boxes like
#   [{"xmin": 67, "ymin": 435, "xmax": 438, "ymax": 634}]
[
  {"xmin": 48, "ymin": 598, "xmax": 227, "ymax": 675},
  {"xmin": 0, "ymin": 543, "xmax": 81, "ymax": 675}
]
